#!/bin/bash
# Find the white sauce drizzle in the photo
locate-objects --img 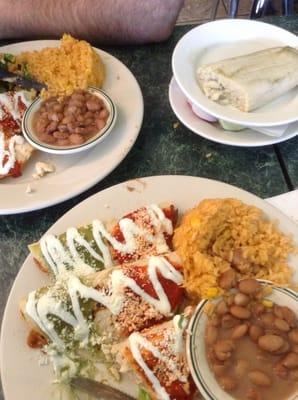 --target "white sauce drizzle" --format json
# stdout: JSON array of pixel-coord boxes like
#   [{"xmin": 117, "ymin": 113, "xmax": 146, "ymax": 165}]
[
  {"xmin": 172, "ymin": 314, "xmax": 188, "ymax": 354},
  {"xmin": 128, "ymin": 316, "xmax": 188, "ymax": 400},
  {"xmin": 111, "ymin": 256, "xmax": 183, "ymax": 315},
  {"xmin": 25, "ymin": 256, "xmax": 183, "ymax": 351},
  {"xmin": 96, "ymin": 205, "xmax": 173, "ymax": 255},
  {"xmin": 129, "ymin": 332, "xmax": 171, "ymax": 400},
  {"xmin": 0, "ymin": 131, "xmax": 24, "ymax": 175},
  {"xmin": 40, "ymin": 234, "xmax": 74, "ymax": 276},
  {"xmin": 40, "ymin": 205, "xmax": 173, "ymax": 276}
]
